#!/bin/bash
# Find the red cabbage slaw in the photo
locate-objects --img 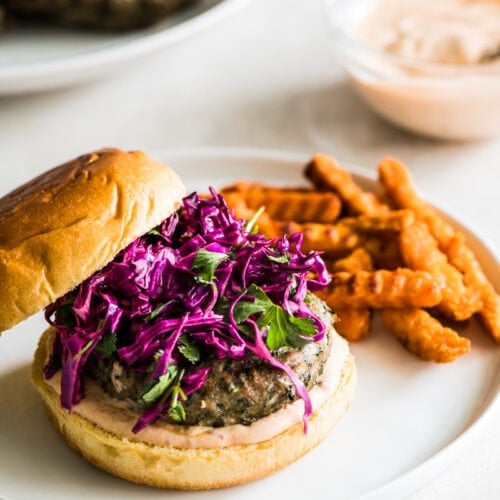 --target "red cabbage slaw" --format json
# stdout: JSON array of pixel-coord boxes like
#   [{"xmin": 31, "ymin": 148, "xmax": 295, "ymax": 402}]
[{"xmin": 44, "ymin": 188, "xmax": 330, "ymax": 433}]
